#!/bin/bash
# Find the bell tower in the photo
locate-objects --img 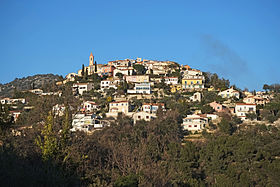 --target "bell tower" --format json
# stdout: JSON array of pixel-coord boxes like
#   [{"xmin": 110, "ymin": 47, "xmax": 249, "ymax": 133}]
[{"xmin": 89, "ymin": 52, "xmax": 94, "ymax": 66}]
